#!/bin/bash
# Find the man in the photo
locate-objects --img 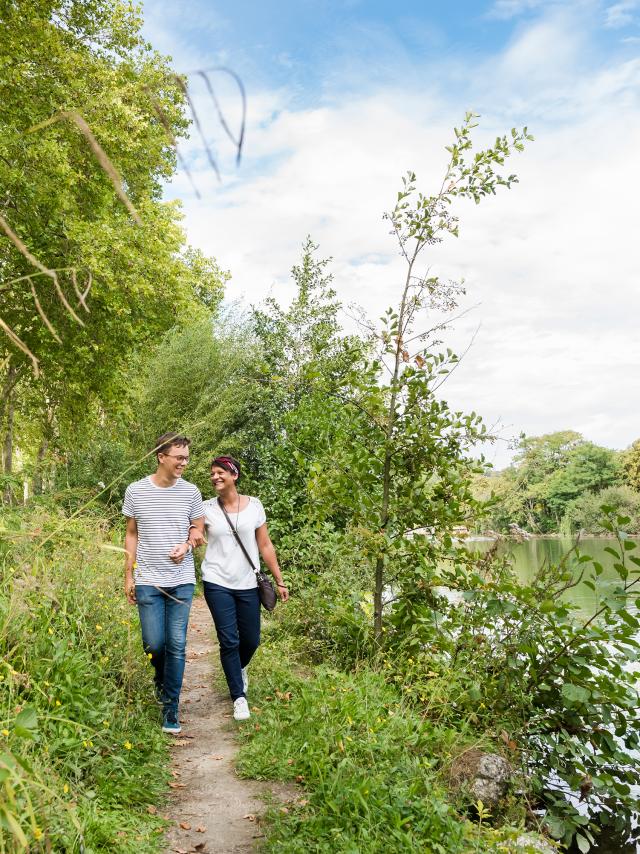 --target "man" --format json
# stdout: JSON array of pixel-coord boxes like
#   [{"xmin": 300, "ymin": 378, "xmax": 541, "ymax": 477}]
[{"xmin": 123, "ymin": 432, "xmax": 205, "ymax": 734}]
